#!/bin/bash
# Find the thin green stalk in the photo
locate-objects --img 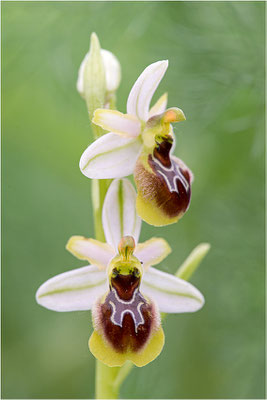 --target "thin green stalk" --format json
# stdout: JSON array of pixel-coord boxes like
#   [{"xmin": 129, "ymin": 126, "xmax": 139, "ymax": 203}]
[
  {"xmin": 112, "ymin": 361, "xmax": 133, "ymax": 393},
  {"xmin": 95, "ymin": 361, "xmax": 120, "ymax": 399}
]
